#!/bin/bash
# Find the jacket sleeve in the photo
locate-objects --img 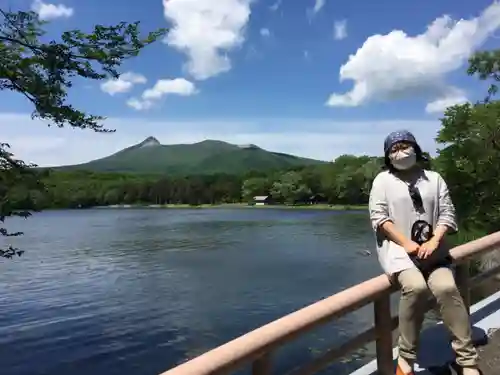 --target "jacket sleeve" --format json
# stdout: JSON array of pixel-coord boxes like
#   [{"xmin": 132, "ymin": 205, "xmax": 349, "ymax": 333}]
[
  {"xmin": 369, "ymin": 173, "xmax": 391, "ymax": 232},
  {"xmin": 436, "ymin": 173, "xmax": 458, "ymax": 233}
]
